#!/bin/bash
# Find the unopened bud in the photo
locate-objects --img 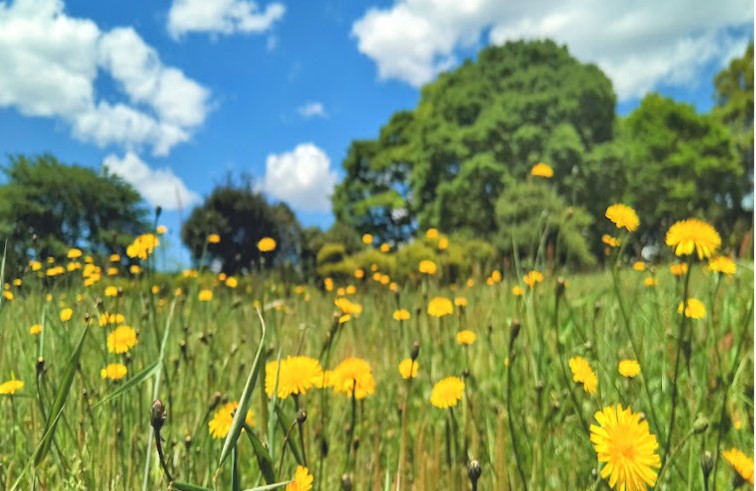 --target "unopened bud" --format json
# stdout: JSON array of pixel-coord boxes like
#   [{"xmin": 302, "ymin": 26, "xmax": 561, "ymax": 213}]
[
  {"xmin": 556, "ymin": 277, "xmax": 566, "ymax": 297},
  {"xmin": 510, "ymin": 320, "xmax": 521, "ymax": 344},
  {"xmin": 341, "ymin": 474, "xmax": 352, "ymax": 491},
  {"xmin": 410, "ymin": 342, "xmax": 420, "ymax": 361},
  {"xmin": 150, "ymin": 400, "xmax": 167, "ymax": 431},
  {"xmin": 701, "ymin": 450, "xmax": 714, "ymax": 477},
  {"xmin": 297, "ymin": 409, "xmax": 307, "ymax": 424},
  {"xmin": 467, "ymin": 459, "xmax": 482, "ymax": 485},
  {"xmin": 693, "ymin": 416, "xmax": 709, "ymax": 434}
]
